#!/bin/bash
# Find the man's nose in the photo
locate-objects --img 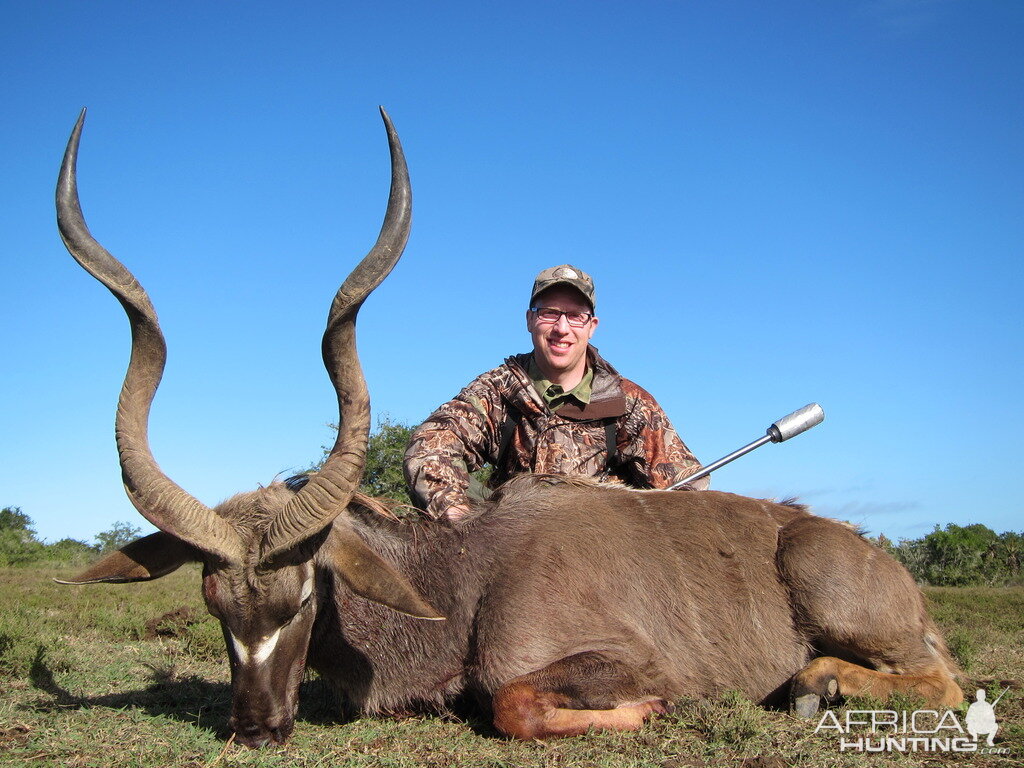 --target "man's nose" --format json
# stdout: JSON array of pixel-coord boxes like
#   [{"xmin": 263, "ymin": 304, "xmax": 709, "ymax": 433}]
[{"xmin": 552, "ymin": 313, "xmax": 572, "ymax": 331}]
